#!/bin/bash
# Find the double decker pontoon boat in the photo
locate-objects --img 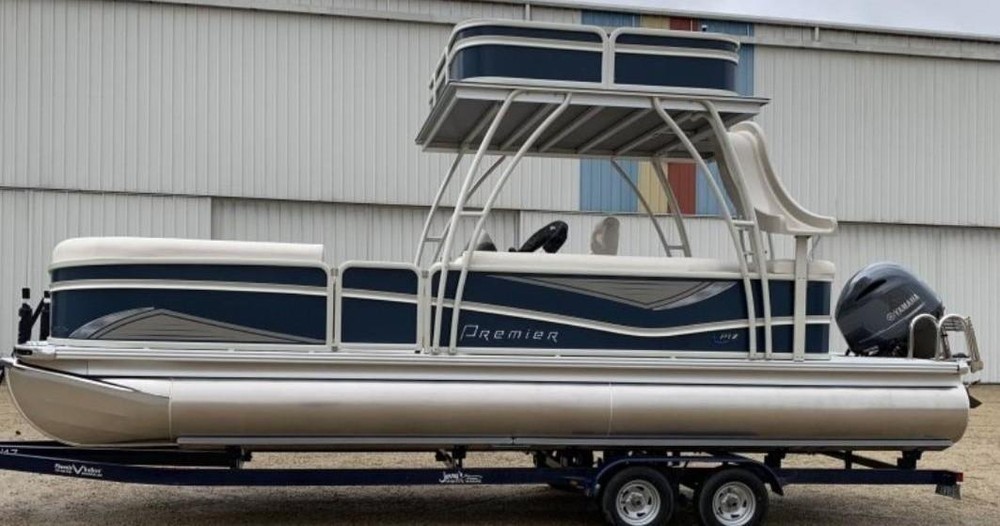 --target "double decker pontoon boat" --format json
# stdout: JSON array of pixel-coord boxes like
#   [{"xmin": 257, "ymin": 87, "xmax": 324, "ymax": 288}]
[{"xmin": 5, "ymin": 19, "xmax": 982, "ymax": 452}]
